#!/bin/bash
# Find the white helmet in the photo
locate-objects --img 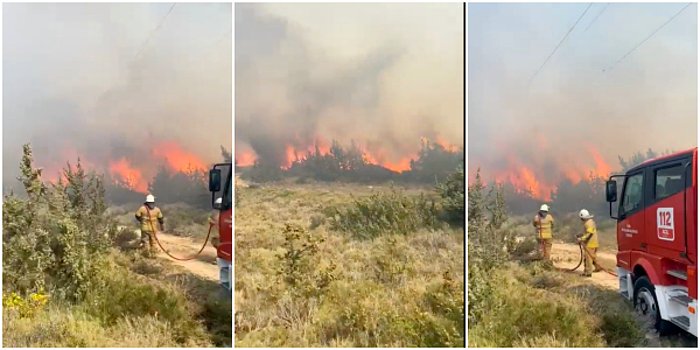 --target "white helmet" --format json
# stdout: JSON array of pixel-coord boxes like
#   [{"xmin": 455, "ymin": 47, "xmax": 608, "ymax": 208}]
[
  {"xmin": 145, "ymin": 194, "xmax": 155, "ymax": 203},
  {"xmin": 579, "ymin": 209, "xmax": 593, "ymax": 219},
  {"xmin": 215, "ymin": 197, "xmax": 222, "ymax": 204},
  {"xmin": 539, "ymin": 204, "xmax": 549, "ymax": 212}
]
